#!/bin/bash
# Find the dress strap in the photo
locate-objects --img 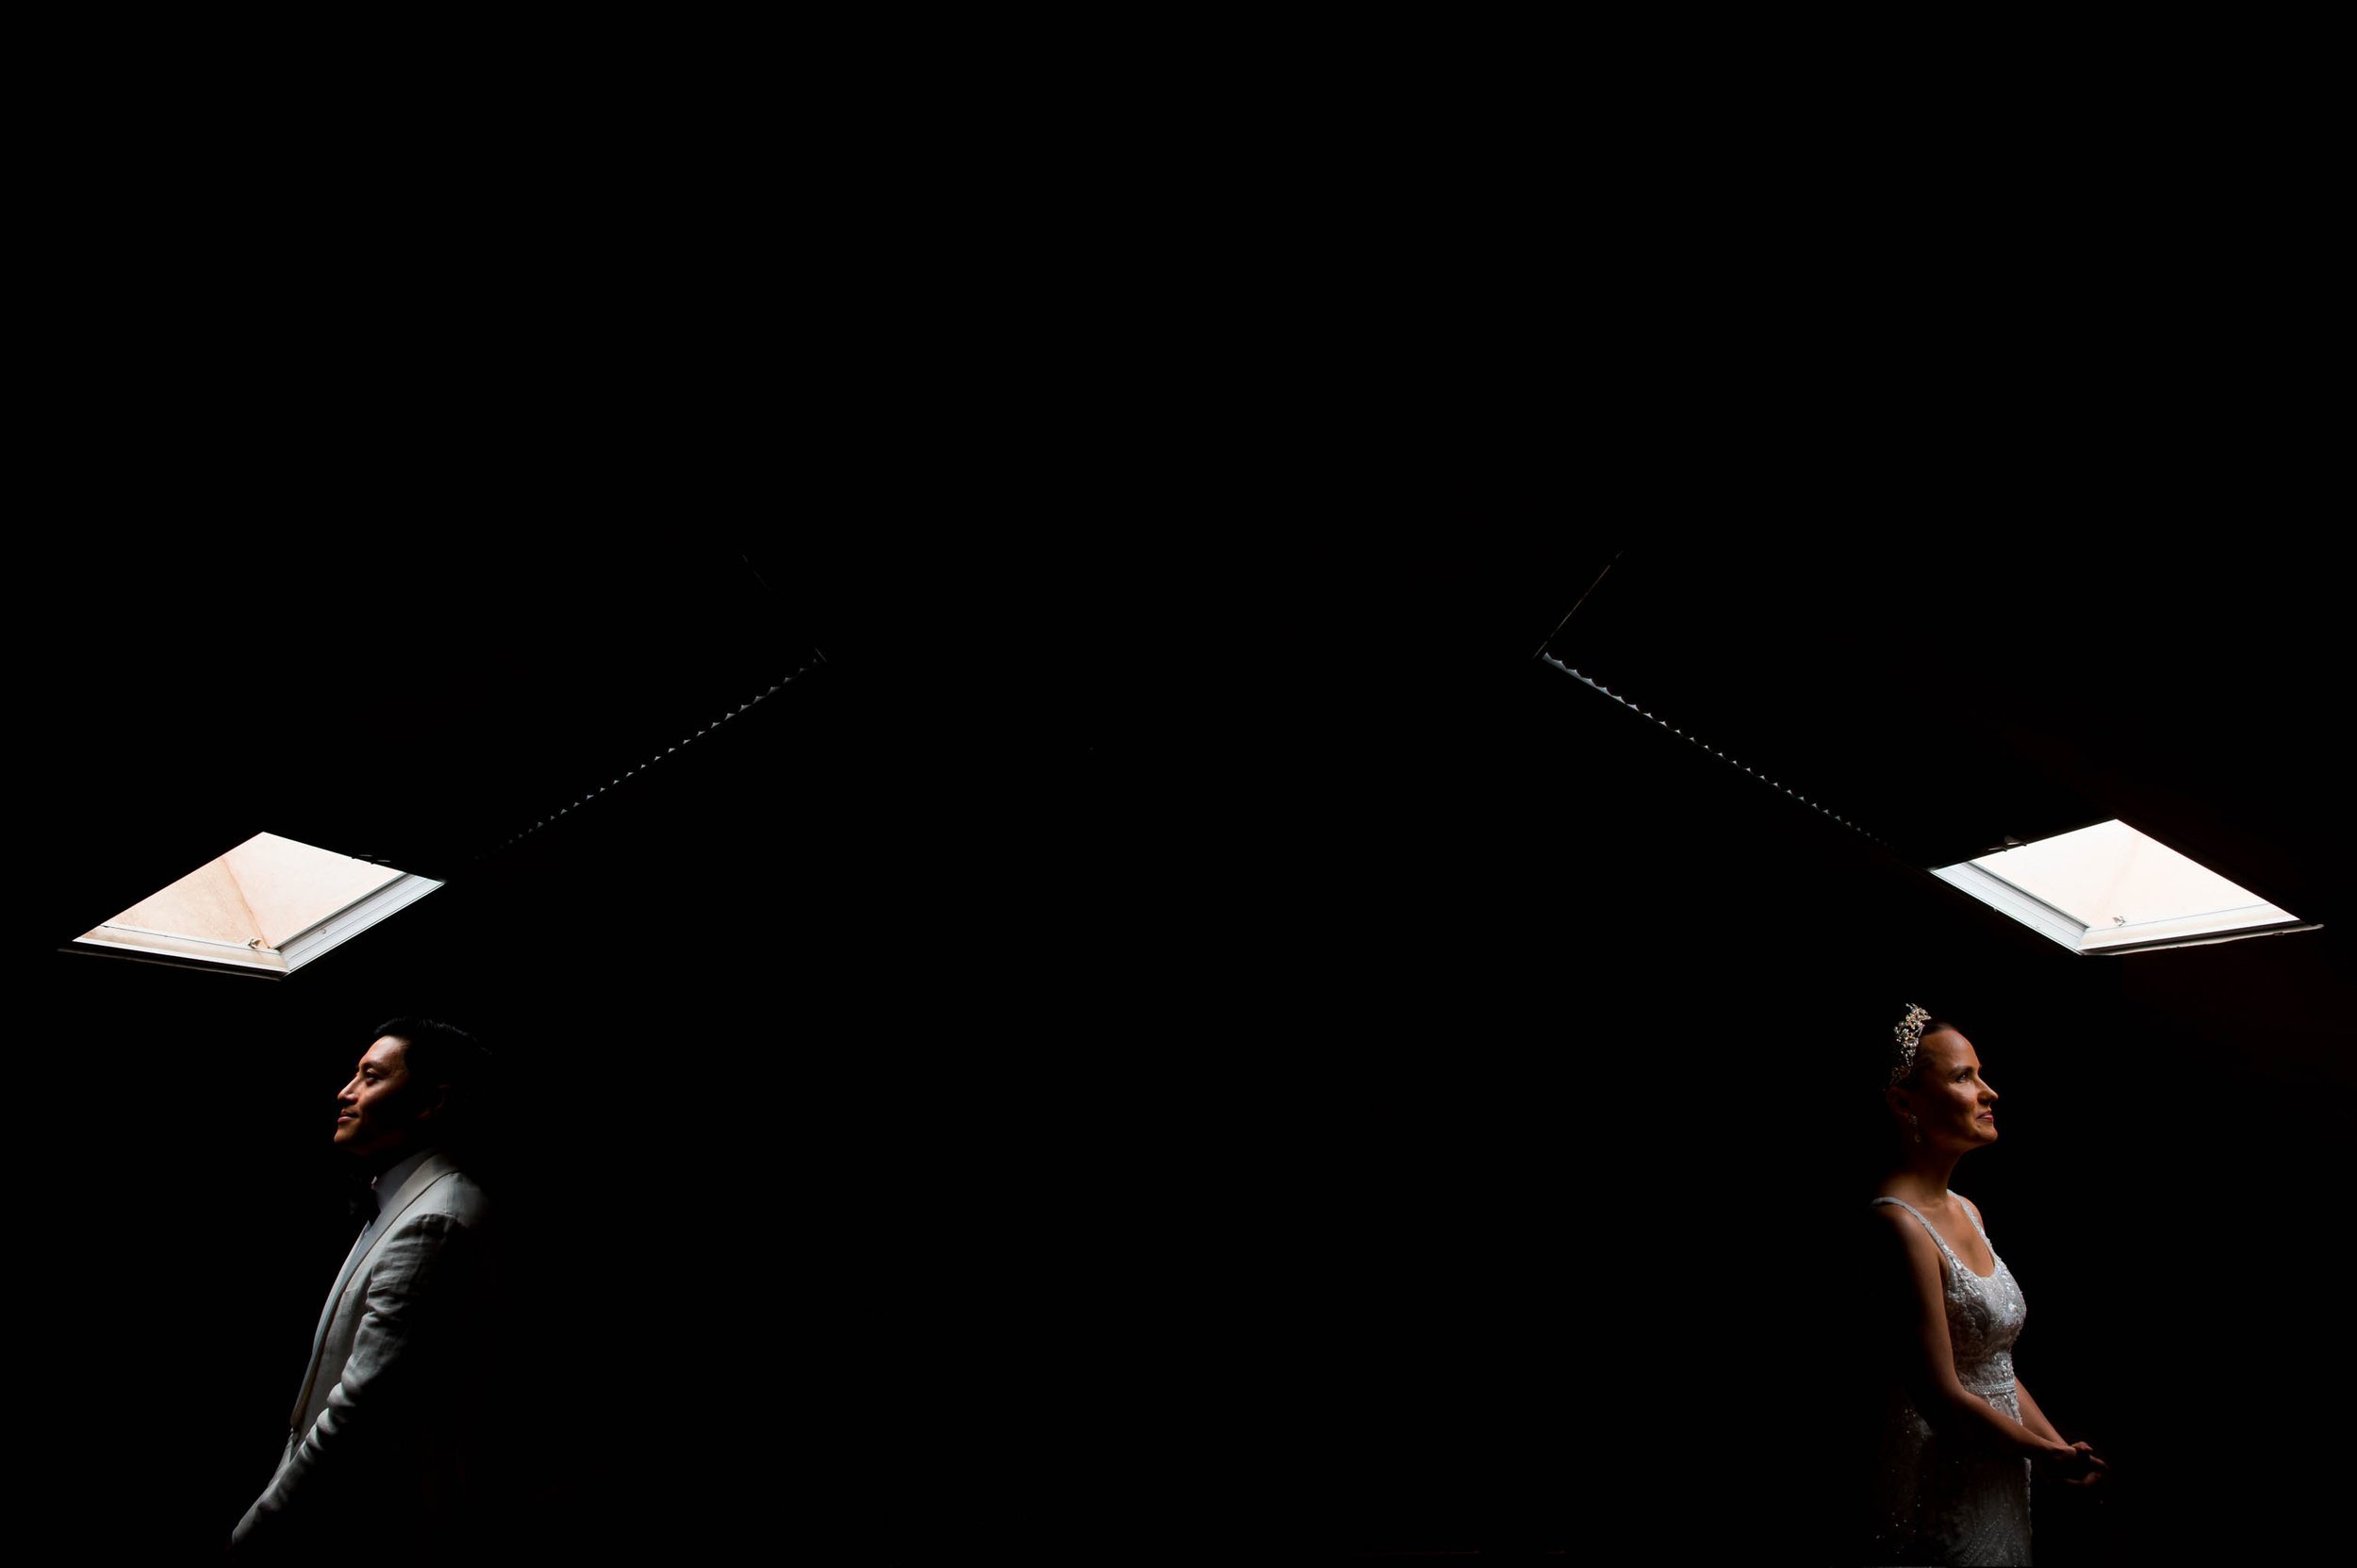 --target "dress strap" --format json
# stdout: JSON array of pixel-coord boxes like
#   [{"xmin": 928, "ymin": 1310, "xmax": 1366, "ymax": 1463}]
[{"xmin": 1870, "ymin": 1197, "xmax": 1965, "ymax": 1273}]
